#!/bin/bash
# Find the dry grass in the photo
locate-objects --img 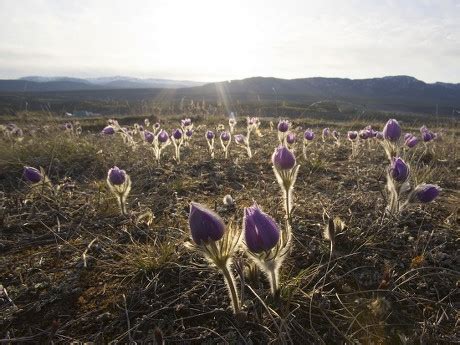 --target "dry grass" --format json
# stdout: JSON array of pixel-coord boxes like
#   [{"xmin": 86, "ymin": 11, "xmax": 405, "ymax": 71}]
[{"xmin": 0, "ymin": 115, "xmax": 459, "ymax": 344}]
